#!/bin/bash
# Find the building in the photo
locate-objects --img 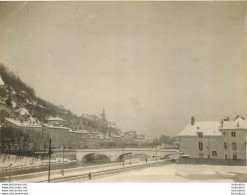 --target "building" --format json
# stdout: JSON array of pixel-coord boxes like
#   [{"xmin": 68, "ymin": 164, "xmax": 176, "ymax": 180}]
[
  {"xmin": 46, "ymin": 116, "xmax": 66, "ymax": 126},
  {"xmin": 220, "ymin": 116, "xmax": 247, "ymax": 160},
  {"xmin": 1, "ymin": 113, "xmax": 149, "ymax": 152},
  {"xmin": 42, "ymin": 123, "xmax": 71, "ymax": 149},
  {"xmin": 2, "ymin": 117, "xmax": 43, "ymax": 151},
  {"xmin": 178, "ymin": 116, "xmax": 247, "ymax": 160},
  {"xmin": 124, "ymin": 131, "xmax": 137, "ymax": 139},
  {"xmin": 4, "ymin": 117, "xmax": 42, "ymax": 132}
]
